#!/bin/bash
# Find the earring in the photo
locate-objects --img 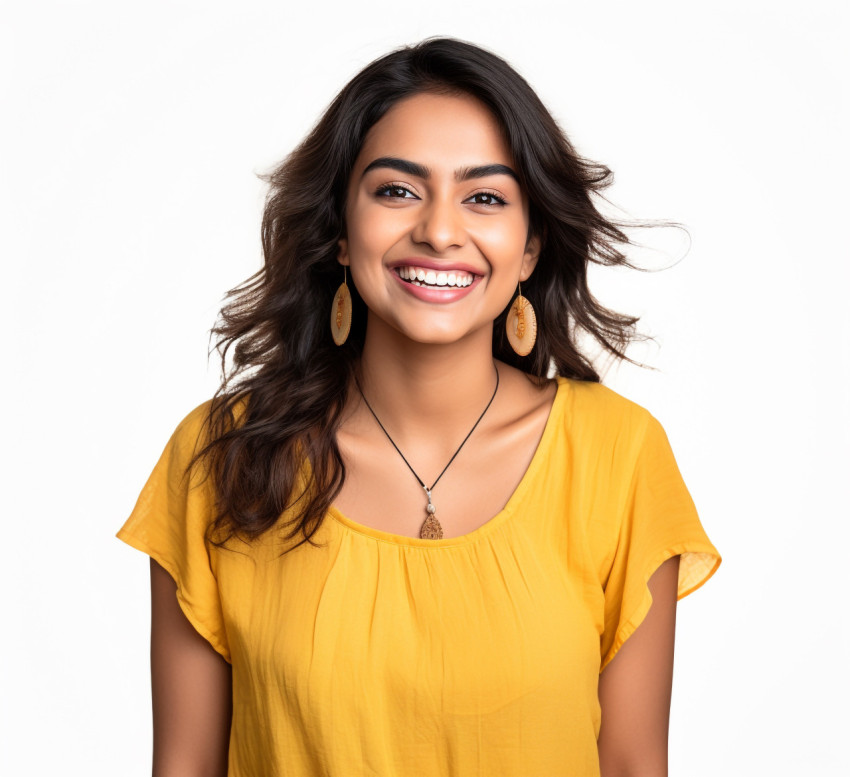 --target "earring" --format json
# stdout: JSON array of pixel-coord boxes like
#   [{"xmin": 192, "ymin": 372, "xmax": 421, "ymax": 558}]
[
  {"xmin": 506, "ymin": 282, "xmax": 537, "ymax": 356},
  {"xmin": 330, "ymin": 267, "xmax": 352, "ymax": 346}
]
